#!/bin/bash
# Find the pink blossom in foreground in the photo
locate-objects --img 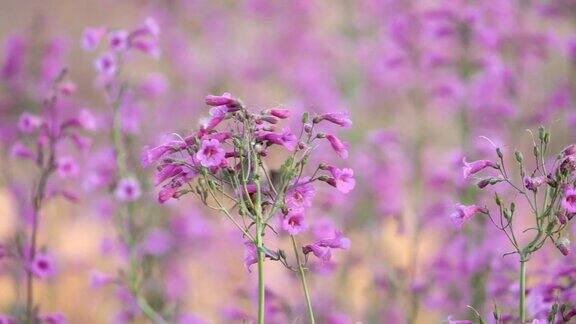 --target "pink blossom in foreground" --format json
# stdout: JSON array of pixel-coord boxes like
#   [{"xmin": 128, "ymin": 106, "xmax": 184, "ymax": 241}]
[
  {"xmin": 196, "ymin": 139, "xmax": 226, "ymax": 167},
  {"xmin": 281, "ymin": 210, "xmax": 306, "ymax": 235},
  {"xmin": 561, "ymin": 187, "xmax": 576, "ymax": 213},
  {"xmin": 325, "ymin": 166, "xmax": 355, "ymax": 194},
  {"xmin": 285, "ymin": 179, "xmax": 316, "ymax": 209}
]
